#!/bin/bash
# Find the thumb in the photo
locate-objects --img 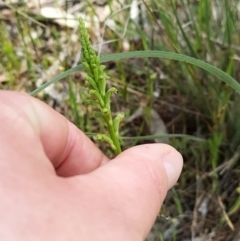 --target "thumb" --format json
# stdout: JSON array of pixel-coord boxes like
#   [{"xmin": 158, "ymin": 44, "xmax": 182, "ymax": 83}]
[
  {"xmin": 74, "ymin": 144, "xmax": 183, "ymax": 240},
  {"xmin": 110, "ymin": 144, "xmax": 183, "ymax": 237}
]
